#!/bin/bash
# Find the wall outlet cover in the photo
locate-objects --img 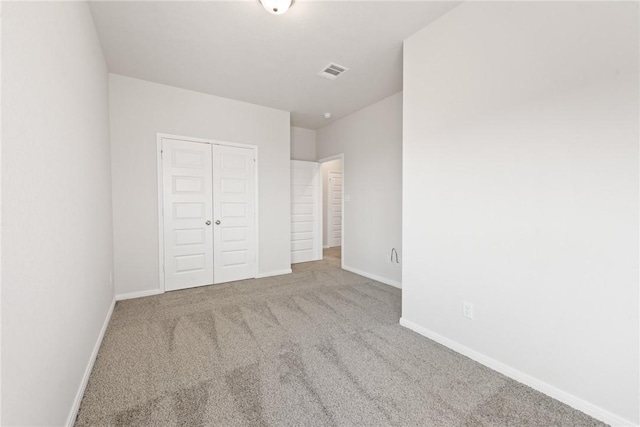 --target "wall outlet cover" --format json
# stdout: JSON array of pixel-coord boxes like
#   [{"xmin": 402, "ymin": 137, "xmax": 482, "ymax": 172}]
[{"xmin": 463, "ymin": 301, "xmax": 474, "ymax": 319}]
